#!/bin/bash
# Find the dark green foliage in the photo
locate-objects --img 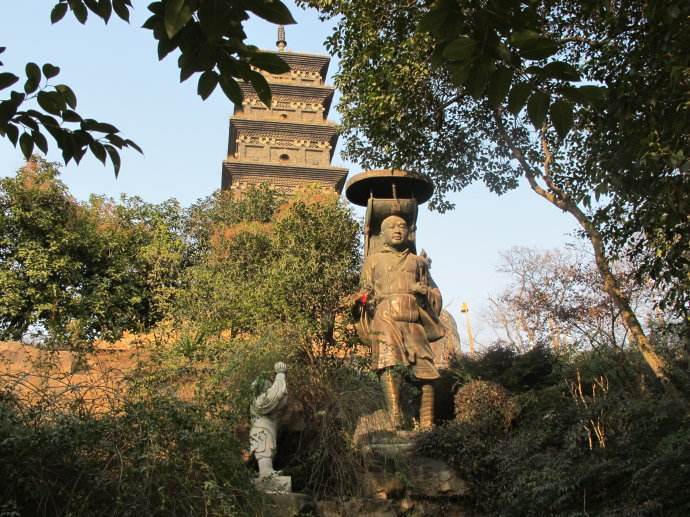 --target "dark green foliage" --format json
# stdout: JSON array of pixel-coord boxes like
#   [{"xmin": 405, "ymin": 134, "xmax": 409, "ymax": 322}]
[
  {"xmin": 0, "ymin": 390, "xmax": 261, "ymax": 516},
  {"xmin": 418, "ymin": 346, "xmax": 690, "ymax": 516},
  {"xmin": 455, "ymin": 344, "xmax": 558, "ymax": 392},
  {"xmin": 301, "ymin": 0, "xmax": 690, "ymax": 321}
]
